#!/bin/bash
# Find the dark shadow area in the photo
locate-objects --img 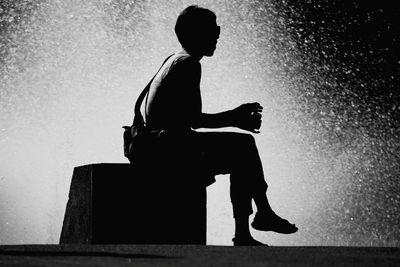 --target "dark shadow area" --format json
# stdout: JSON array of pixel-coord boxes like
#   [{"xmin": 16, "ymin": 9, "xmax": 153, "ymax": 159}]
[
  {"xmin": 0, "ymin": 250, "xmax": 176, "ymax": 259},
  {"xmin": 279, "ymin": 0, "xmax": 399, "ymax": 118},
  {"xmin": 272, "ymin": 0, "xmax": 400, "ymax": 245},
  {"xmin": 1, "ymin": 245, "xmax": 400, "ymax": 267}
]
